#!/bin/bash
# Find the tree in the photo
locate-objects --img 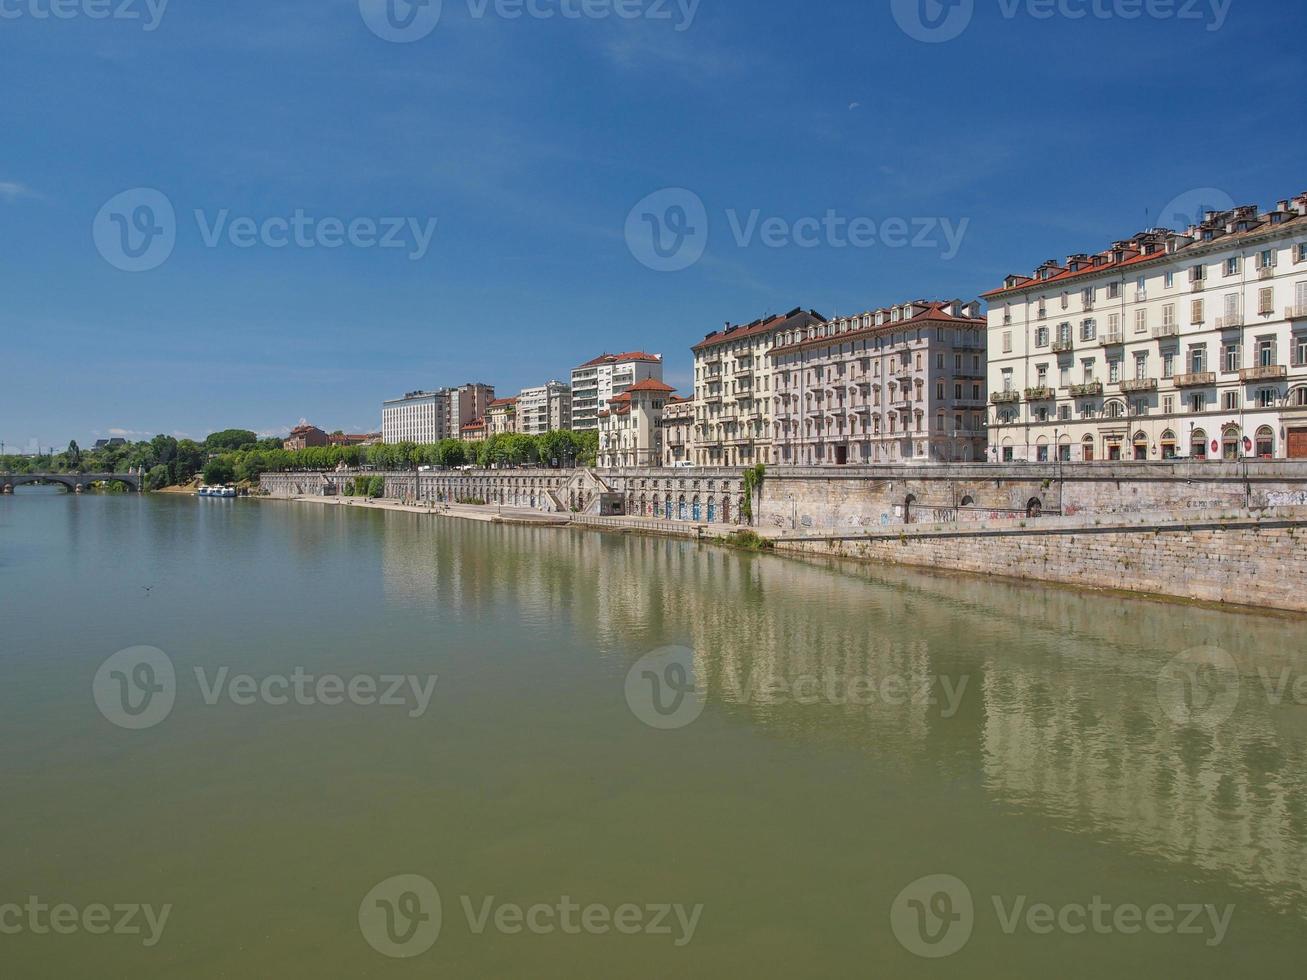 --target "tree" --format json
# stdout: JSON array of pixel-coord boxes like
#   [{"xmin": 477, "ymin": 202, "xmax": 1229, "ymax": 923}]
[
  {"xmin": 66, "ymin": 440, "xmax": 82, "ymax": 470},
  {"xmin": 367, "ymin": 475, "xmax": 385, "ymax": 498},
  {"xmin": 203, "ymin": 458, "xmax": 236, "ymax": 486},
  {"xmin": 204, "ymin": 429, "xmax": 258, "ymax": 452},
  {"xmin": 145, "ymin": 465, "xmax": 170, "ymax": 491}
]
